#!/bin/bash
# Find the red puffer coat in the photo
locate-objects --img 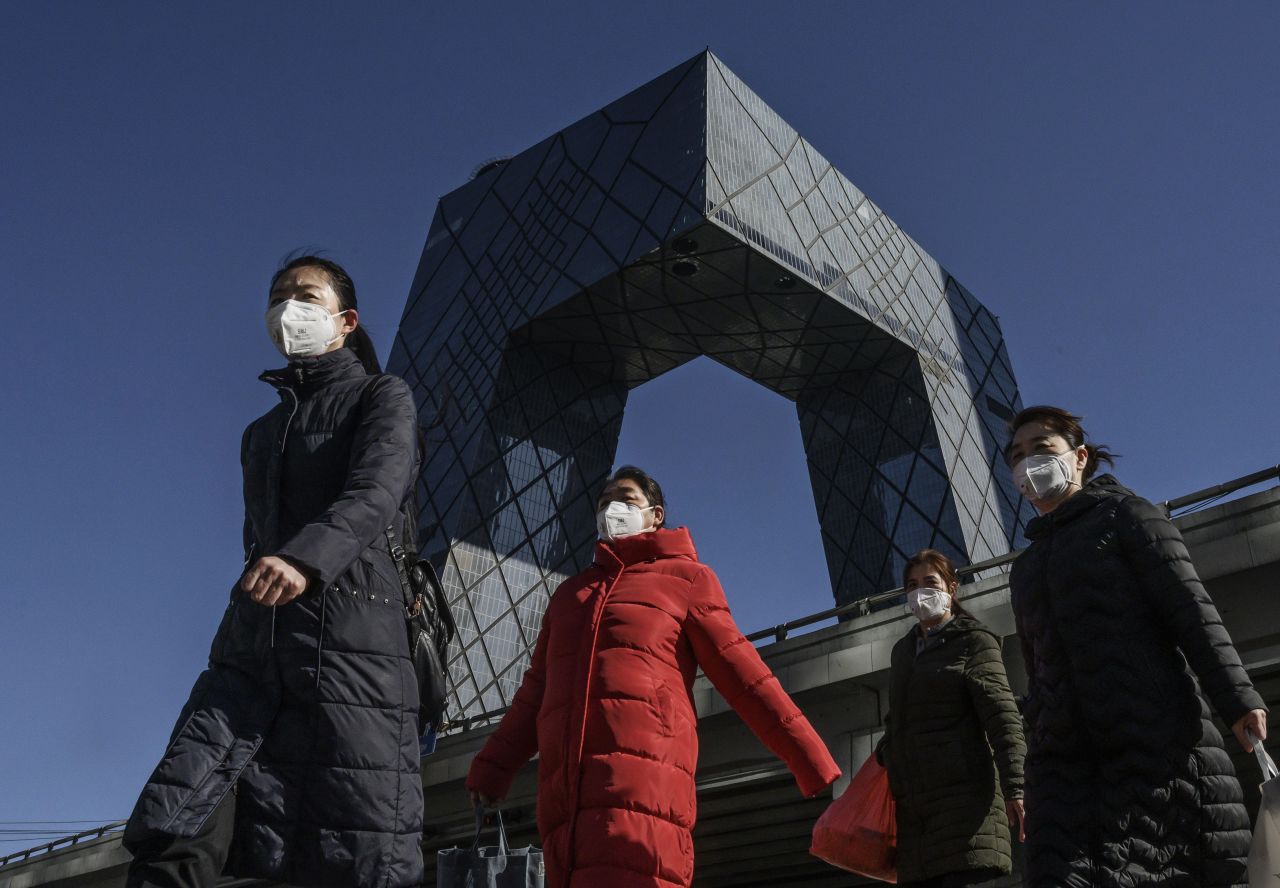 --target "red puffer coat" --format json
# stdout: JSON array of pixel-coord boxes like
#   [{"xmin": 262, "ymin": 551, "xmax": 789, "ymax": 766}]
[{"xmin": 466, "ymin": 527, "xmax": 840, "ymax": 888}]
